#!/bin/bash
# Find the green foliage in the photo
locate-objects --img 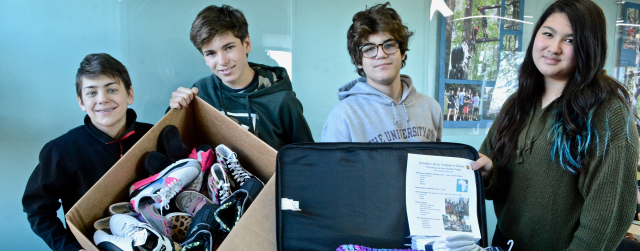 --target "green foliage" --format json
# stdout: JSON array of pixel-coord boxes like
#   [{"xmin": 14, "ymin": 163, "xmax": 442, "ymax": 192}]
[
  {"xmin": 627, "ymin": 8, "xmax": 639, "ymax": 24},
  {"xmin": 450, "ymin": 0, "xmax": 504, "ymax": 81},
  {"xmin": 448, "ymin": 0, "xmax": 526, "ymax": 82}
]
